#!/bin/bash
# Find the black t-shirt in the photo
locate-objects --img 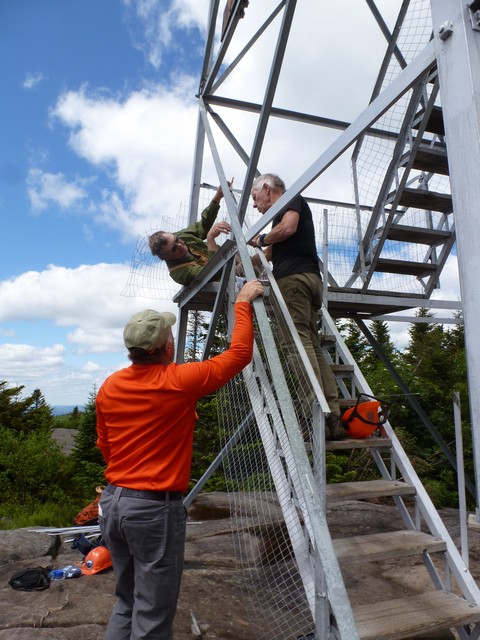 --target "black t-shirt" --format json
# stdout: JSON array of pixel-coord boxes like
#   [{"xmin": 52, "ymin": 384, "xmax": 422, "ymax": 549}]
[{"xmin": 271, "ymin": 194, "xmax": 321, "ymax": 281}]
